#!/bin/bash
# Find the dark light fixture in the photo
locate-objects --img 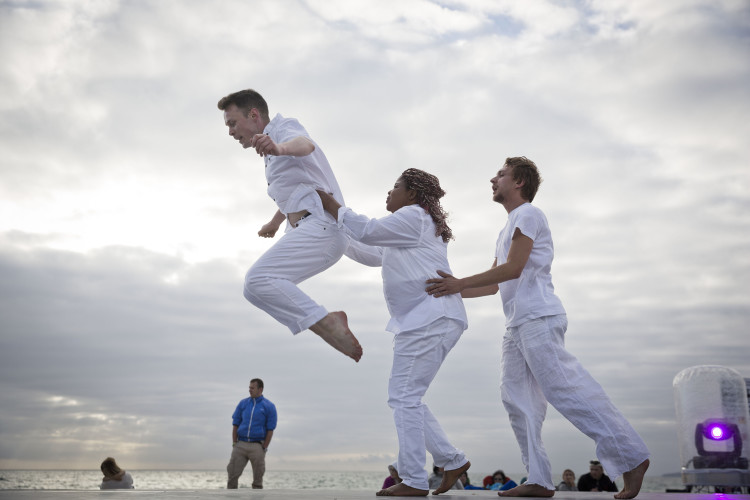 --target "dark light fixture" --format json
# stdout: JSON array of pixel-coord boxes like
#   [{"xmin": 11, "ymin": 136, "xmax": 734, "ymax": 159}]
[{"xmin": 693, "ymin": 419, "xmax": 747, "ymax": 469}]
